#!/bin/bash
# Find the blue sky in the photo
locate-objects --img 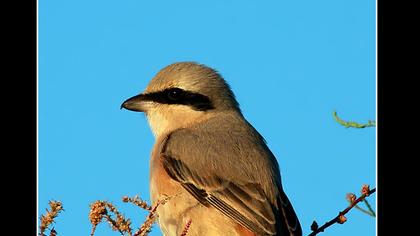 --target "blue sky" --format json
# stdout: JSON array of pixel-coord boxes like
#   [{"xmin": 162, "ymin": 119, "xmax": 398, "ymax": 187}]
[{"xmin": 38, "ymin": 0, "xmax": 376, "ymax": 235}]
